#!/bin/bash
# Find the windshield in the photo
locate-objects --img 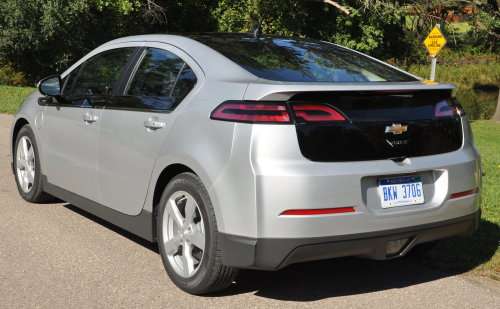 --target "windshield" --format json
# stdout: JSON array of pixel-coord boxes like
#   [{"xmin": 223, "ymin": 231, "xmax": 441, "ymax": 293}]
[{"xmin": 192, "ymin": 35, "xmax": 417, "ymax": 83}]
